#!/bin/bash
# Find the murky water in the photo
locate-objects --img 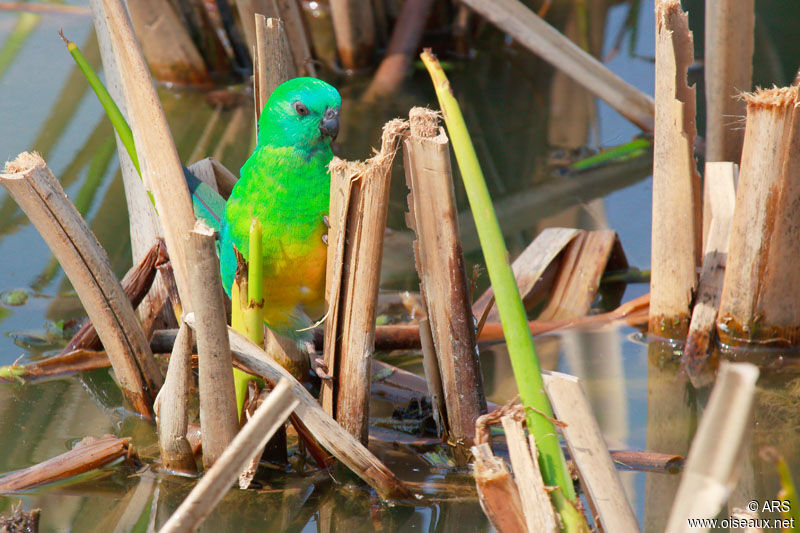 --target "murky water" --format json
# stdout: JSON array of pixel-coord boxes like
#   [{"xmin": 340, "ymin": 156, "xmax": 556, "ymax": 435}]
[{"xmin": 0, "ymin": 1, "xmax": 799, "ymax": 531}]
